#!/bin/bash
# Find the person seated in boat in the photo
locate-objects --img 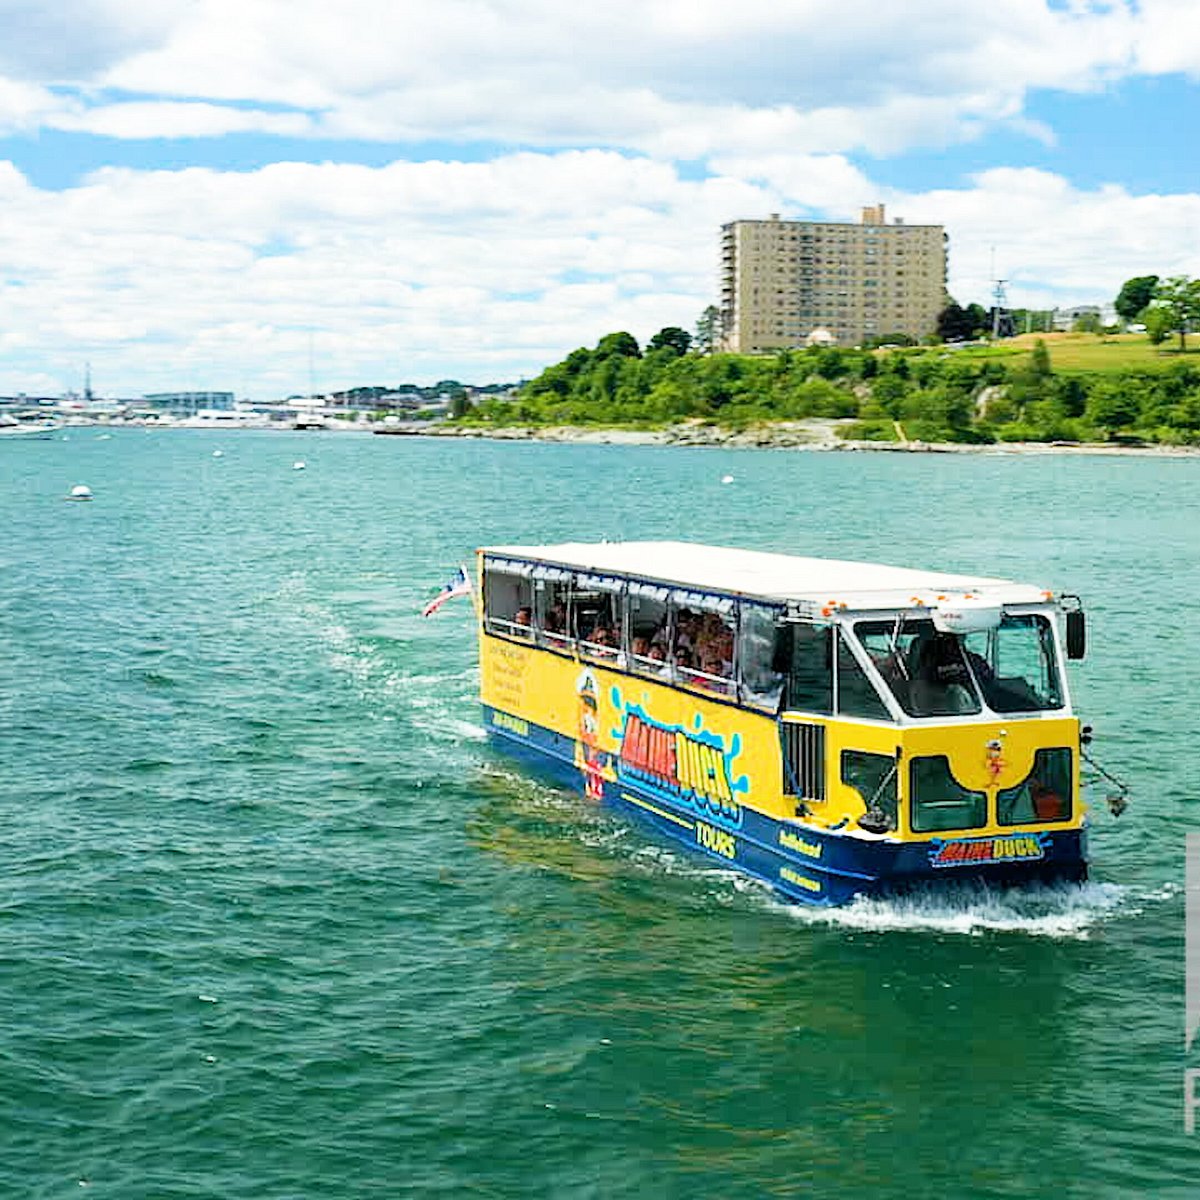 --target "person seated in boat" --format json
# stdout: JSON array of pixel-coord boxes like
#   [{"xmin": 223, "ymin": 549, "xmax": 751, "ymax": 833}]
[
  {"xmin": 542, "ymin": 604, "xmax": 569, "ymax": 646},
  {"xmin": 673, "ymin": 610, "xmax": 699, "ymax": 653},
  {"xmin": 646, "ymin": 642, "xmax": 668, "ymax": 673},
  {"xmin": 908, "ymin": 631, "xmax": 976, "ymax": 714},
  {"xmin": 513, "ymin": 607, "xmax": 533, "ymax": 638},
  {"xmin": 697, "ymin": 647, "xmax": 735, "ymax": 695},
  {"xmin": 673, "ymin": 646, "xmax": 699, "ymax": 685},
  {"xmin": 586, "ymin": 624, "xmax": 619, "ymax": 658}
]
